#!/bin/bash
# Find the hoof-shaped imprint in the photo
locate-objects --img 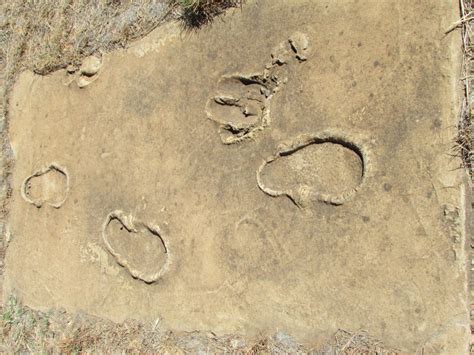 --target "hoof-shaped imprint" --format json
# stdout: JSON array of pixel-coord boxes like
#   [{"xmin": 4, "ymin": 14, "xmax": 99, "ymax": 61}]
[
  {"xmin": 102, "ymin": 211, "xmax": 170, "ymax": 283},
  {"xmin": 257, "ymin": 130, "xmax": 372, "ymax": 206},
  {"xmin": 21, "ymin": 163, "xmax": 69, "ymax": 208},
  {"xmin": 207, "ymin": 32, "xmax": 310, "ymax": 144}
]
